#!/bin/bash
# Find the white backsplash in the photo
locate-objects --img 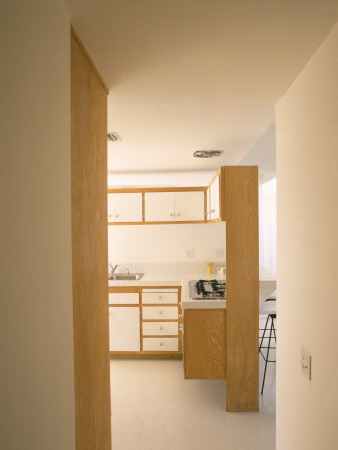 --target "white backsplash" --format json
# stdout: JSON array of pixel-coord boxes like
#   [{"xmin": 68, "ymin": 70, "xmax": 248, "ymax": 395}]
[
  {"xmin": 114, "ymin": 261, "xmax": 225, "ymax": 275},
  {"xmin": 111, "ymin": 262, "xmax": 226, "ymax": 301}
]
